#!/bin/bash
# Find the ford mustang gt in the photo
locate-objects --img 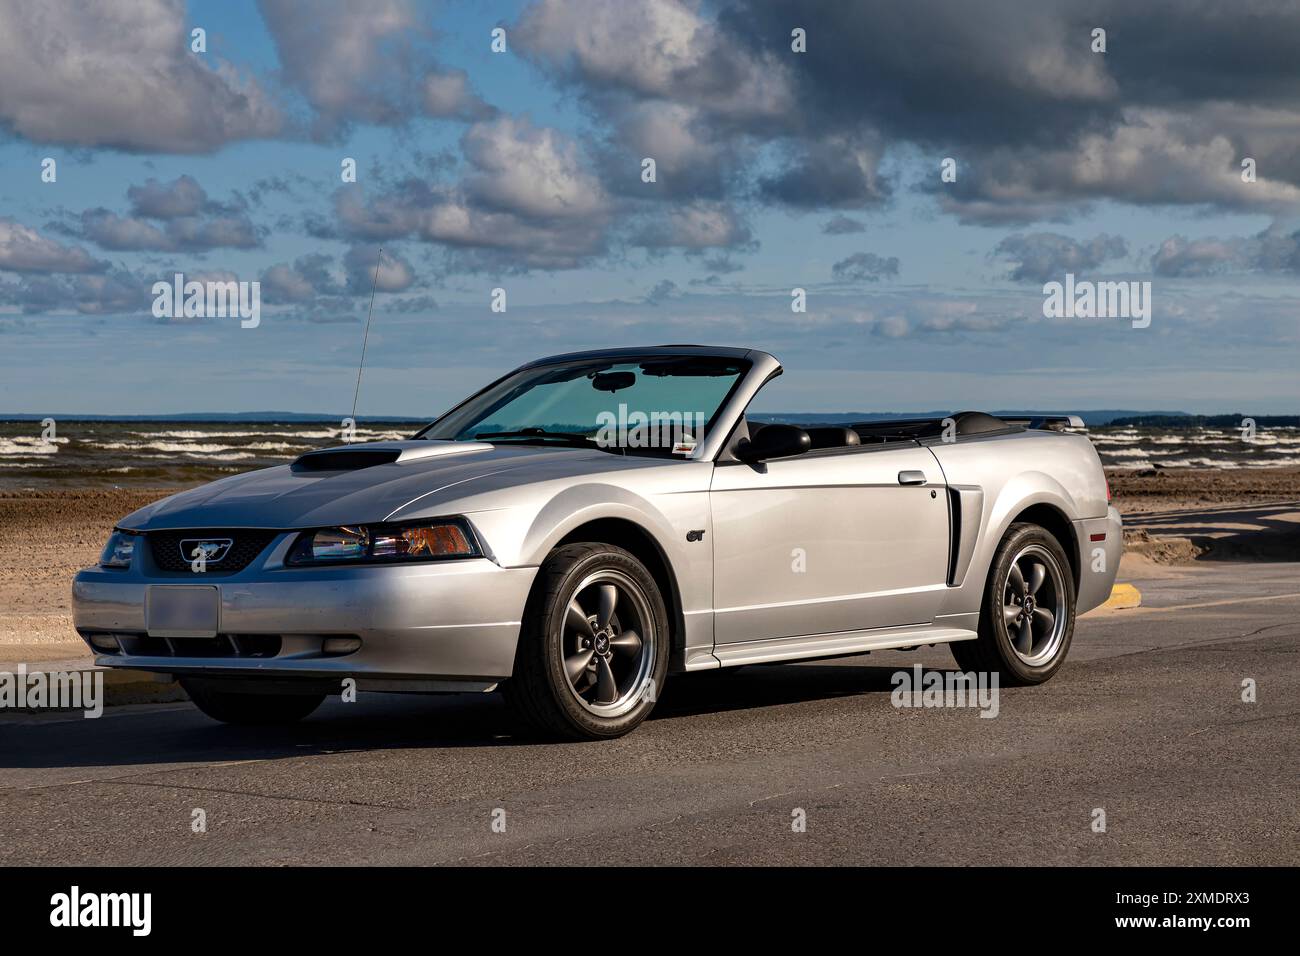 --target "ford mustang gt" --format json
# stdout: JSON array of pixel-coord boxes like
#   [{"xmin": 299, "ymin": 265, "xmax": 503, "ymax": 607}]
[{"xmin": 73, "ymin": 345, "xmax": 1122, "ymax": 739}]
